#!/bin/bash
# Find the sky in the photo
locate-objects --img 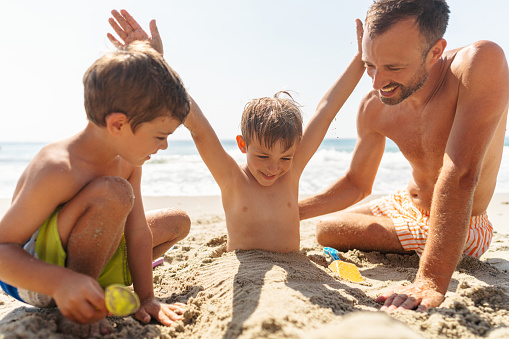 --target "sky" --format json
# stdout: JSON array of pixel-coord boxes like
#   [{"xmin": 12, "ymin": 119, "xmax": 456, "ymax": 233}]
[{"xmin": 0, "ymin": 0, "xmax": 508, "ymax": 143}]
